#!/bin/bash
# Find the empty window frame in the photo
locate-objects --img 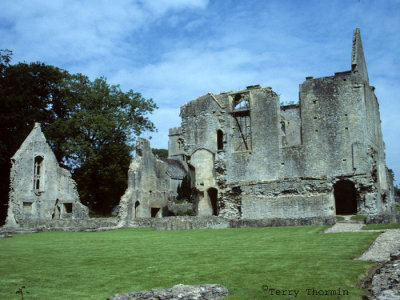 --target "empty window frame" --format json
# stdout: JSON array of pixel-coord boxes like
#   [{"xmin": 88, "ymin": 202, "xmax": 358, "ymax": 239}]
[
  {"xmin": 63, "ymin": 203, "xmax": 73, "ymax": 214},
  {"xmin": 177, "ymin": 138, "xmax": 184, "ymax": 151},
  {"xmin": 217, "ymin": 130, "xmax": 224, "ymax": 150},
  {"xmin": 232, "ymin": 112, "xmax": 252, "ymax": 151},
  {"xmin": 151, "ymin": 207, "xmax": 160, "ymax": 218},
  {"xmin": 233, "ymin": 93, "xmax": 250, "ymax": 110},
  {"xmin": 33, "ymin": 156, "xmax": 43, "ymax": 190},
  {"xmin": 23, "ymin": 202, "xmax": 33, "ymax": 214}
]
